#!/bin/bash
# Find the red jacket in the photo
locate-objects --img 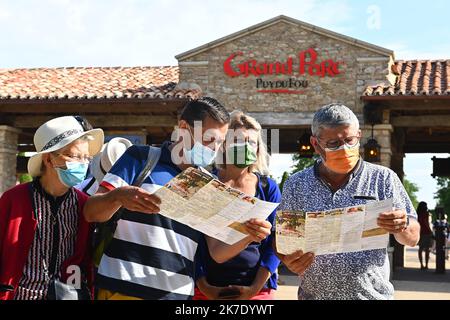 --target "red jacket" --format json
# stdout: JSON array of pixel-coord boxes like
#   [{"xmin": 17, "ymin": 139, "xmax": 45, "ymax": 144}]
[{"xmin": 0, "ymin": 182, "xmax": 93, "ymax": 300}]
